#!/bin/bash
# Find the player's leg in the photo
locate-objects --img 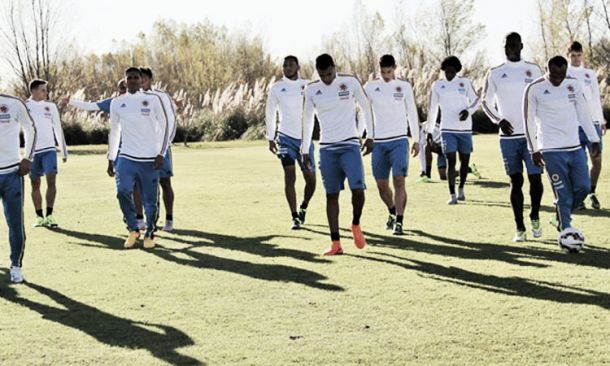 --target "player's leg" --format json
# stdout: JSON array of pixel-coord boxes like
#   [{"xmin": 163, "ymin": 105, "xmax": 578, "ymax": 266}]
[
  {"xmin": 569, "ymin": 148, "xmax": 591, "ymax": 214},
  {"xmin": 389, "ymin": 139, "xmax": 408, "ymax": 235},
  {"xmin": 44, "ymin": 172, "xmax": 58, "ymax": 228},
  {"xmin": 133, "ymin": 184, "xmax": 145, "ymax": 230},
  {"xmin": 587, "ymin": 124, "xmax": 603, "ymax": 209},
  {"xmin": 372, "ymin": 141, "xmax": 395, "ymax": 229},
  {"xmin": 283, "ymin": 165, "xmax": 299, "ymax": 229},
  {"xmin": 115, "ymin": 158, "xmax": 140, "ymax": 248},
  {"xmin": 297, "ymin": 140, "xmax": 316, "ymax": 225},
  {"xmin": 139, "ymin": 162, "xmax": 161, "ymax": 246},
  {"xmin": 437, "ymin": 153, "xmax": 447, "ymax": 180},
  {"xmin": 1, "ymin": 172, "xmax": 26, "ymax": 282},
  {"xmin": 30, "ymin": 175, "xmax": 44, "ymax": 227},
  {"xmin": 441, "ymin": 132, "xmax": 458, "ymax": 204},
  {"xmin": 319, "ymin": 147, "xmax": 343, "ymax": 255},
  {"xmin": 159, "ymin": 147, "xmax": 175, "ymax": 231},
  {"xmin": 456, "ymin": 133, "xmax": 473, "ymax": 201},
  {"xmin": 543, "ymin": 152, "xmax": 573, "ymax": 231},
  {"xmin": 501, "ymin": 138, "xmax": 526, "ymax": 241},
  {"xmin": 342, "ymin": 145, "xmax": 367, "ymax": 249},
  {"xmin": 521, "ymin": 138, "xmax": 544, "ymax": 237}
]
